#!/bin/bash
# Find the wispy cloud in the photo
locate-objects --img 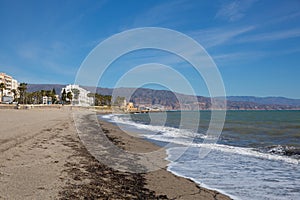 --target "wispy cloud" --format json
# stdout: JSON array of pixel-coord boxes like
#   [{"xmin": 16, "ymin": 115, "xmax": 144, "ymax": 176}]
[
  {"xmin": 266, "ymin": 11, "xmax": 300, "ymax": 25},
  {"xmin": 100, "ymin": 25, "xmax": 257, "ymax": 72},
  {"xmin": 212, "ymin": 51, "xmax": 267, "ymax": 64},
  {"xmin": 215, "ymin": 0, "xmax": 257, "ymax": 22},
  {"xmin": 190, "ymin": 26, "xmax": 255, "ymax": 48},
  {"xmin": 212, "ymin": 46, "xmax": 300, "ymax": 66},
  {"xmin": 238, "ymin": 28, "xmax": 300, "ymax": 42}
]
